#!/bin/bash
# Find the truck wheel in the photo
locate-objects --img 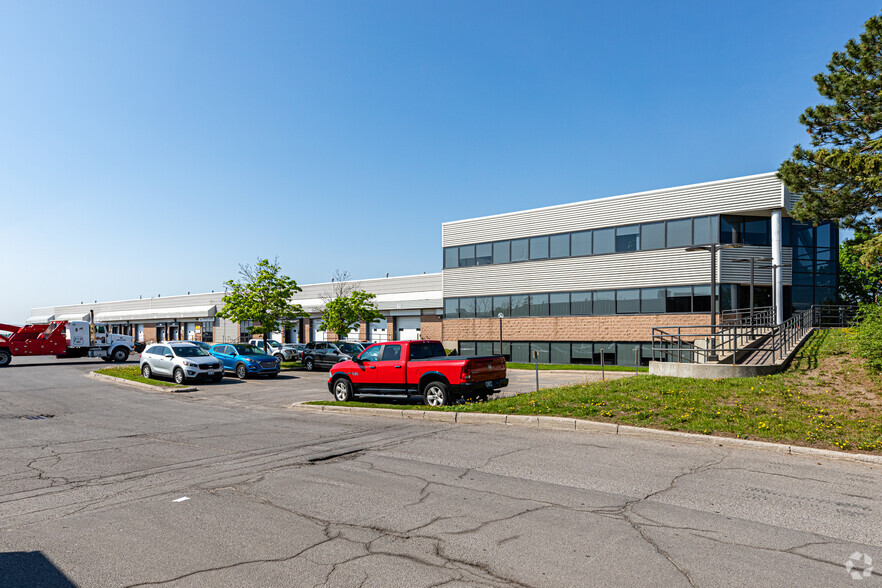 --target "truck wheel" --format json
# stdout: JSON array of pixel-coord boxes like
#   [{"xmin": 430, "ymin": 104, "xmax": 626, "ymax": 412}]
[
  {"xmin": 141, "ymin": 364, "xmax": 152, "ymax": 379},
  {"xmin": 304, "ymin": 357, "xmax": 315, "ymax": 371},
  {"xmin": 111, "ymin": 347, "xmax": 130, "ymax": 363},
  {"xmin": 173, "ymin": 368, "xmax": 186, "ymax": 385},
  {"xmin": 423, "ymin": 381, "xmax": 450, "ymax": 407},
  {"xmin": 274, "ymin": 353, "xmax": 284, "ymax": 362},
  {"xmin": 235, "ymin": 363, "xmax": 248, "ymax": 379},
  {"xmin": 332, "ymin": 378, "xmax": 353, "ymax": 402},
  {"xmin": 0, "ymin": 349, "xmax": 11, "ymax": 367}
]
